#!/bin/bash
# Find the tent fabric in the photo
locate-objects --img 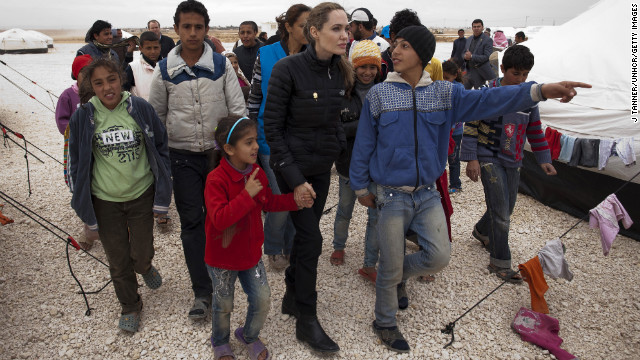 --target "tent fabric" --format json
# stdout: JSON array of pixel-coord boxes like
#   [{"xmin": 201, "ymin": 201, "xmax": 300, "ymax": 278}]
[
  {"xmin": 0, "ymin": 28, "xmax": 48, "ymax": 54},
  {"xmin": 521, "ymin": 0, "xmax": 639, "ymax": 185},
  {"xmin": 26, "ymin": 30, "xmax": 53, "ymax": 48}
]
